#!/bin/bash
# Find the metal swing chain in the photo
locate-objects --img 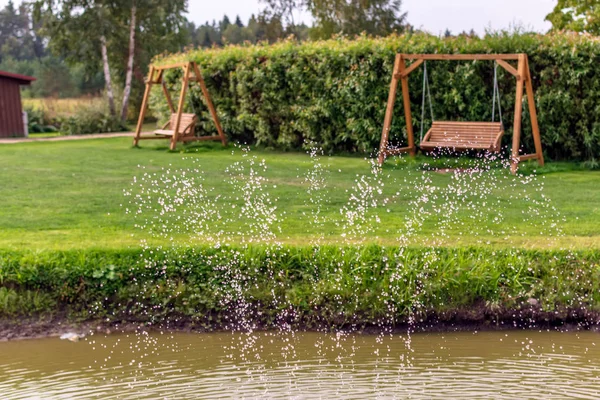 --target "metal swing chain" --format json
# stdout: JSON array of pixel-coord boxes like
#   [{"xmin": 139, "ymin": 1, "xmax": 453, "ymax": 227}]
[
  {"xmin": 492, "ymin": 63, "xmax": 503, "ymax": 126},
  {"xmin": 420, "ymin": 61, "xmax": 435, "ymax": 142}
]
